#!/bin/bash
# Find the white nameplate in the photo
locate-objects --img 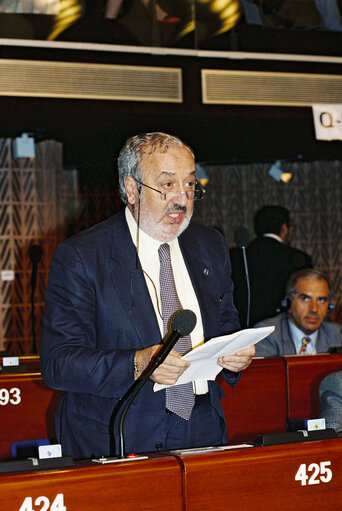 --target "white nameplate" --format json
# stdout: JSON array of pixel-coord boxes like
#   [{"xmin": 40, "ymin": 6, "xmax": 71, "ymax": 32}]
[
  {"xmin": 3, "ymin": 357, "xmax": 19, "ymax": 367},
  {"xmin": 39, "ymin": 444, "xmax": 62, "ymax": 459}
]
